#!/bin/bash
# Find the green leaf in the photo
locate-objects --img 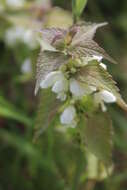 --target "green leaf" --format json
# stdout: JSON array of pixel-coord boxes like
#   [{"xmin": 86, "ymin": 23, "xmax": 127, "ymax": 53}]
[
  {"xmin": 0, "ymin": 96, "xmax": 32, "ymax": 126},
  {"xmin": 86, "ymin": 151, "xmax": 113, "ymax": 180},
  {"xmin": 34, "ymin": 89, "xmax": 59, "ymax": 141},
  {"xmin": 72, "ymin": 0, "xmax": 88, "ymax": 22},
  {"xmin": 84, "ymin": 113, "xmax": 113, "ymax": 165},
  {"xmin": 77, "ymin": 61, "xmax": 127, "ymax": 111},
  {"xmin": 35, "ymin": 51, "xmax": 69, "ymax": 95}
]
